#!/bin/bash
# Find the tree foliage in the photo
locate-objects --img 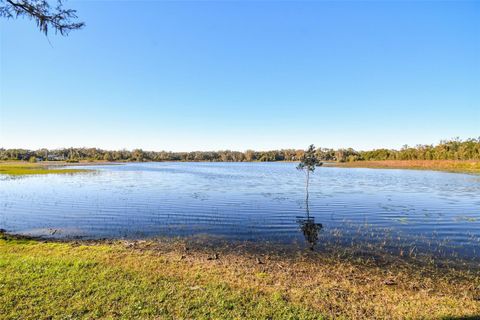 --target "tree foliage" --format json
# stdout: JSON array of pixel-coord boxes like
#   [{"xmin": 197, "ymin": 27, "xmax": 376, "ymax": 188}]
[
  {"xmin": 1, "ymin": 138, "xmax": 479, "ymax": 162},
  {"xmin": 296, "ymin": 144, "xmax": 322, "ymax": 173},
  {"xmin": 296, "ymin": 144, "xmax": 322, "ymax": 200},
  {"xmin": 0, "ymin": 0, "xmax": 84, "ymax": 35}
]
